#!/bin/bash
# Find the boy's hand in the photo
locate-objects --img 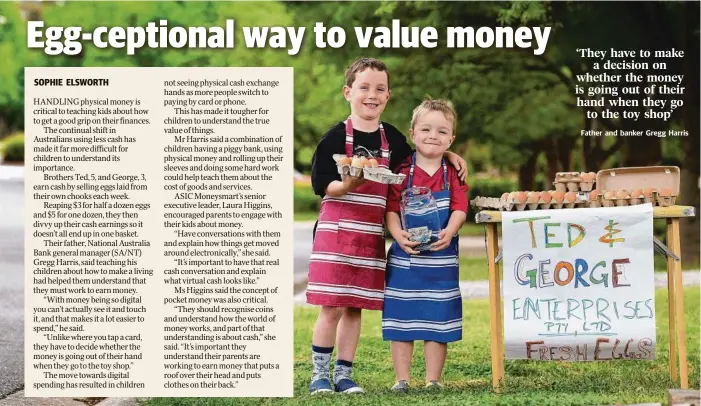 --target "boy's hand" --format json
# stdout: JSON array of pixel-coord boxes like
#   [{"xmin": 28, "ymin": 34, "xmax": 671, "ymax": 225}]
[
  {"xmin": 445, "ymin": 152, "xmax": 468, "ymax": 182},
  {"xmin": 430, "ymin": 229, "xmax": 453, "ymax": 251},
  {"xmin": 341, "ymin": 173, "xmax": 365, "ymax": 193},
  {"xmin": 395, "ymin": 231, "xmax": 420, "ymax": 255}
]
